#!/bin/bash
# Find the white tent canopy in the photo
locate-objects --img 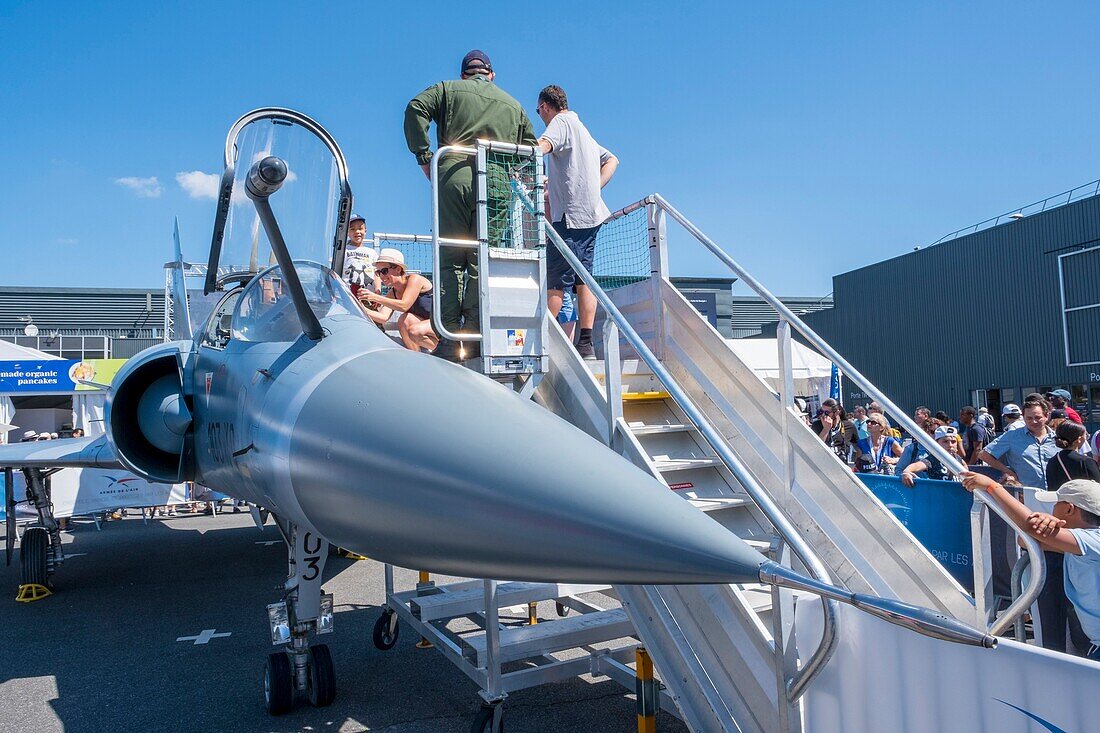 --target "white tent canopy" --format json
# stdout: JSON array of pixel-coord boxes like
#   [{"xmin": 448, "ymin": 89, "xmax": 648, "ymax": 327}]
[
  {"xmin": 725, "ymin": 338, "xmax": 834, "ymax": 404},
  {"xmin": 0, "ymin": 341, "xmax": 62, "ymax": 361}
]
